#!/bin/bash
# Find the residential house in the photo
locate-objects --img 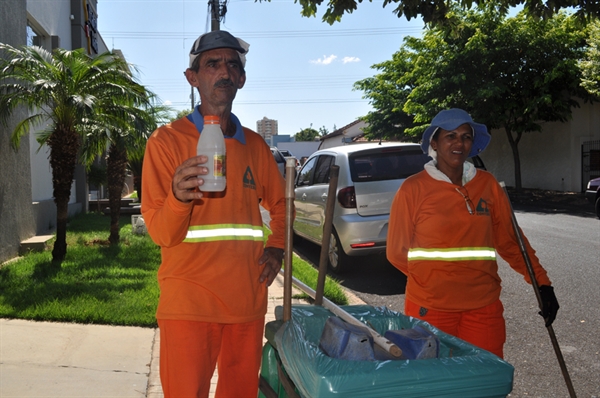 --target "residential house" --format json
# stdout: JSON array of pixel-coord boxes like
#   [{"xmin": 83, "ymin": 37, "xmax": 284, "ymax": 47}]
[{"xmin": 318, "ymin": 120, "xmax": 367, "ymax": 150}]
